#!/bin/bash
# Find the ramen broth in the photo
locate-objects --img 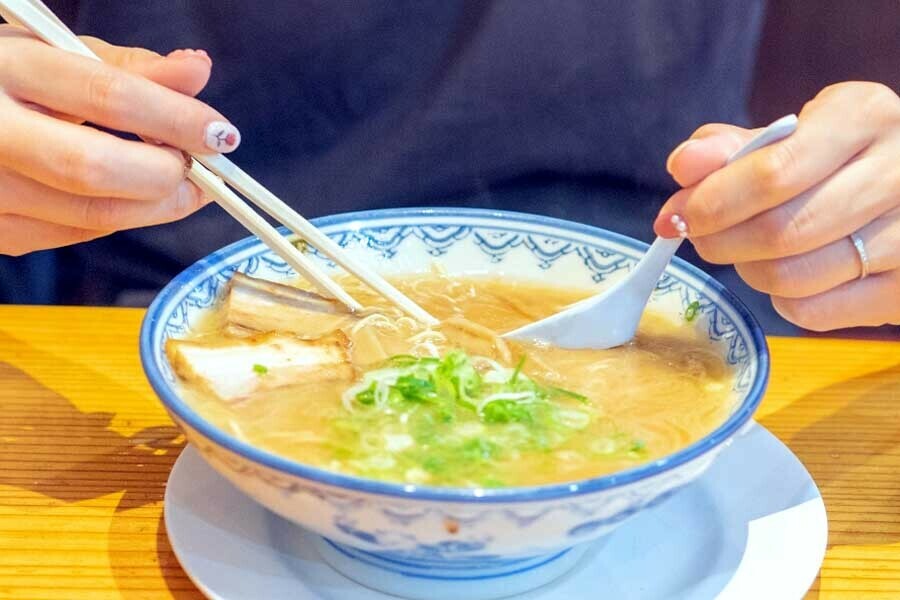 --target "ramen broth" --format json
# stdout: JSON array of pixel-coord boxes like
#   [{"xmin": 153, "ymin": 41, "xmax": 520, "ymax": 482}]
[{"xmin": 172, "ymin": 274, "xmax": 736, "ymax": 488}]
